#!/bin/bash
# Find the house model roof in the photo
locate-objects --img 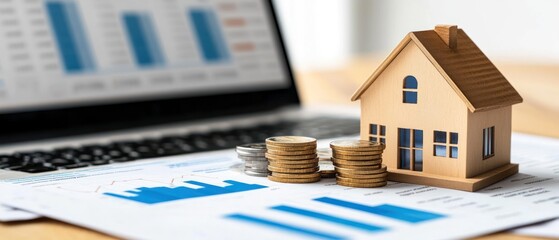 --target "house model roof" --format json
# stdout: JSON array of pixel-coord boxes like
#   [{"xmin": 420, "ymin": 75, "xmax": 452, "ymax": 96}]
[{"xmin": 351, "ymin": 25, "xmax": 523, "ymax": 112}]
